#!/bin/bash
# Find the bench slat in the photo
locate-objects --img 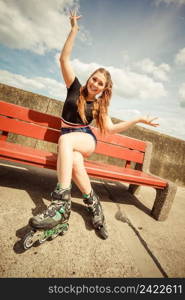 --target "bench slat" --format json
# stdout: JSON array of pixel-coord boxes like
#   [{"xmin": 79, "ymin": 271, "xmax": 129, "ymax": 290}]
[
  {"xmin": 0, "ymin": 115, "xmax": 60, "ymax": 143},
  {"xmin": 0, "ymin": 141, "xmax": 166, "ymax": 189},
  {"xmin": 0, "ymin": 115, "xmax": 144, "ymax": 164},
  {"xmin": 85, "ymin": 161, "xmax": 167, "ymax": 188},
  {"xmin": 0, "ymin": 115, "xmax": 145, "ymax": 164},
  {"xmin": 0, "ymin": 101, "xmax": 60, "ymax": 129},
  {"xmin": 0, "ymin": 155, "xmax": 50, "ymax": 169},
  {"xmin": 0, "ymin": 140, "xmax": 57, "ymax": 167},
  {"xmin": 0, "ymin": 131, "xmax": 8, "ymax": 141},
  {"xmin": 92, "ymin": 127, "xmax": 146, "ymax": 152},
  {"xmin": 95, "ymin": 141, "xmax": 144, "ymax": 164},
  {"xmin": 0, "ymin": 101, "xmax": 147, "ymax": 152}
]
